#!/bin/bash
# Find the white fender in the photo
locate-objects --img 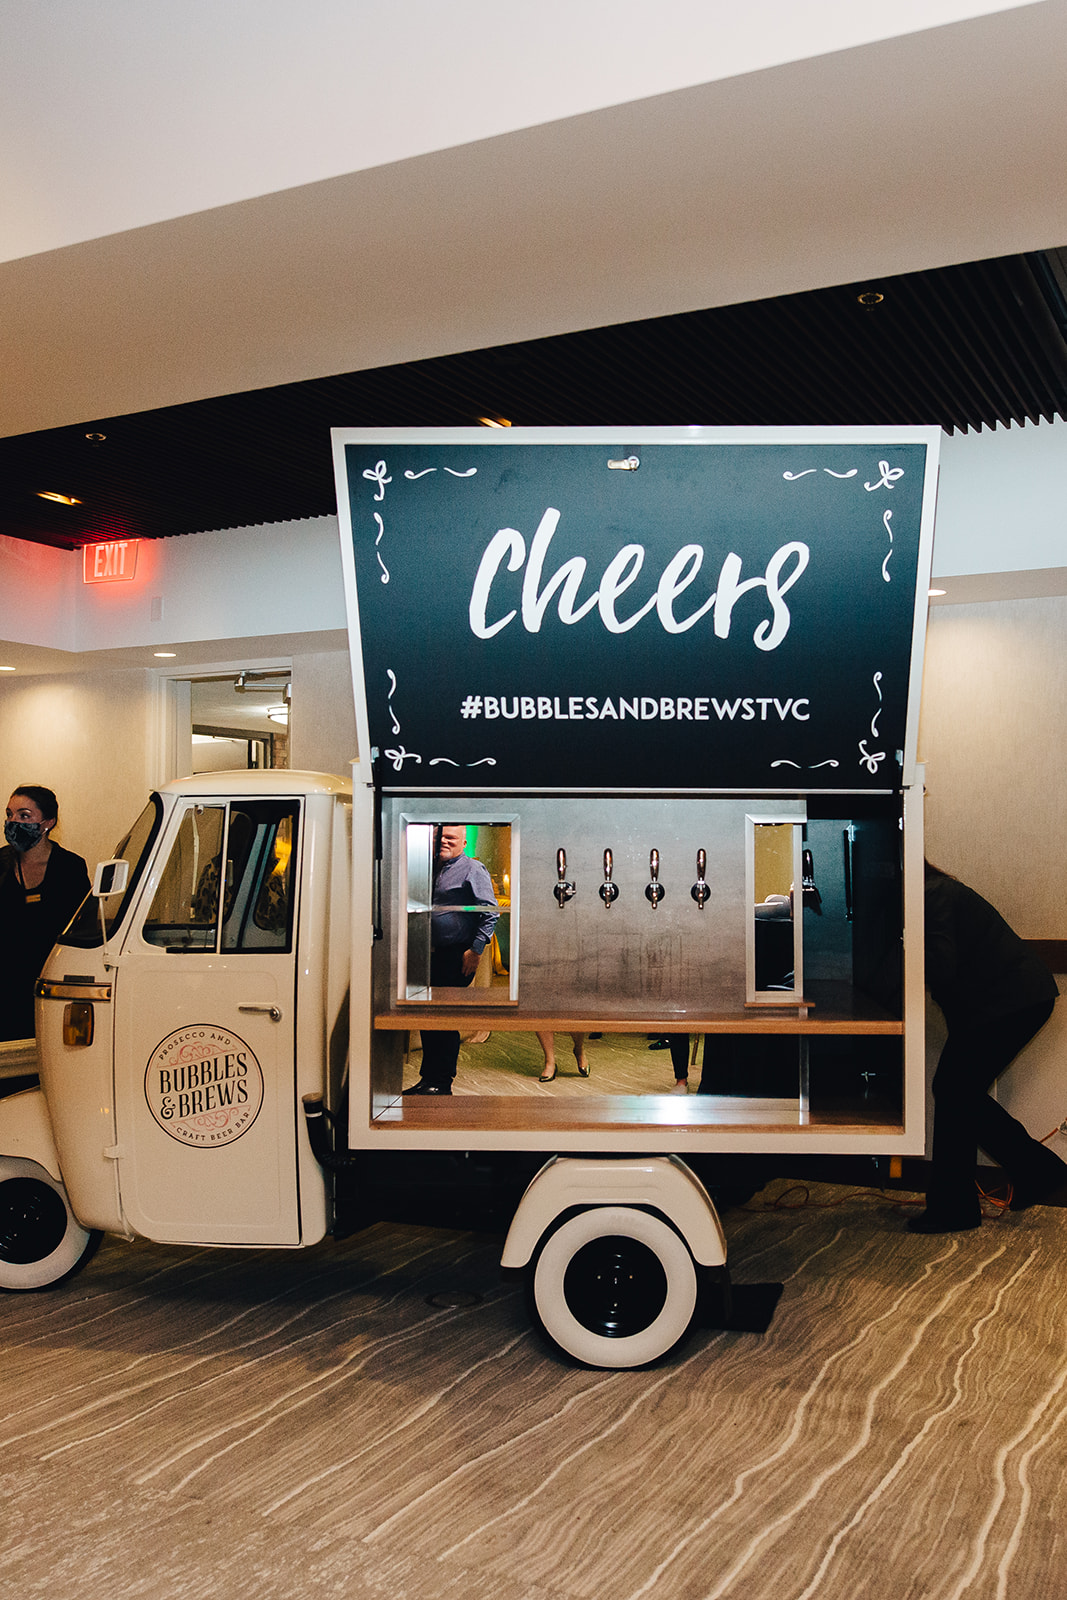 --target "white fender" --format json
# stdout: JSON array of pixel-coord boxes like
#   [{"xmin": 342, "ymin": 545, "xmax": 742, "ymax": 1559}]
[
  {"xmin": 500, "ymin": 1154, "xmax": 727, "ymax": 1269},
  {"xmin": 0, "ymin": 1088, "xmax": 63, "ymax": 1182}
]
